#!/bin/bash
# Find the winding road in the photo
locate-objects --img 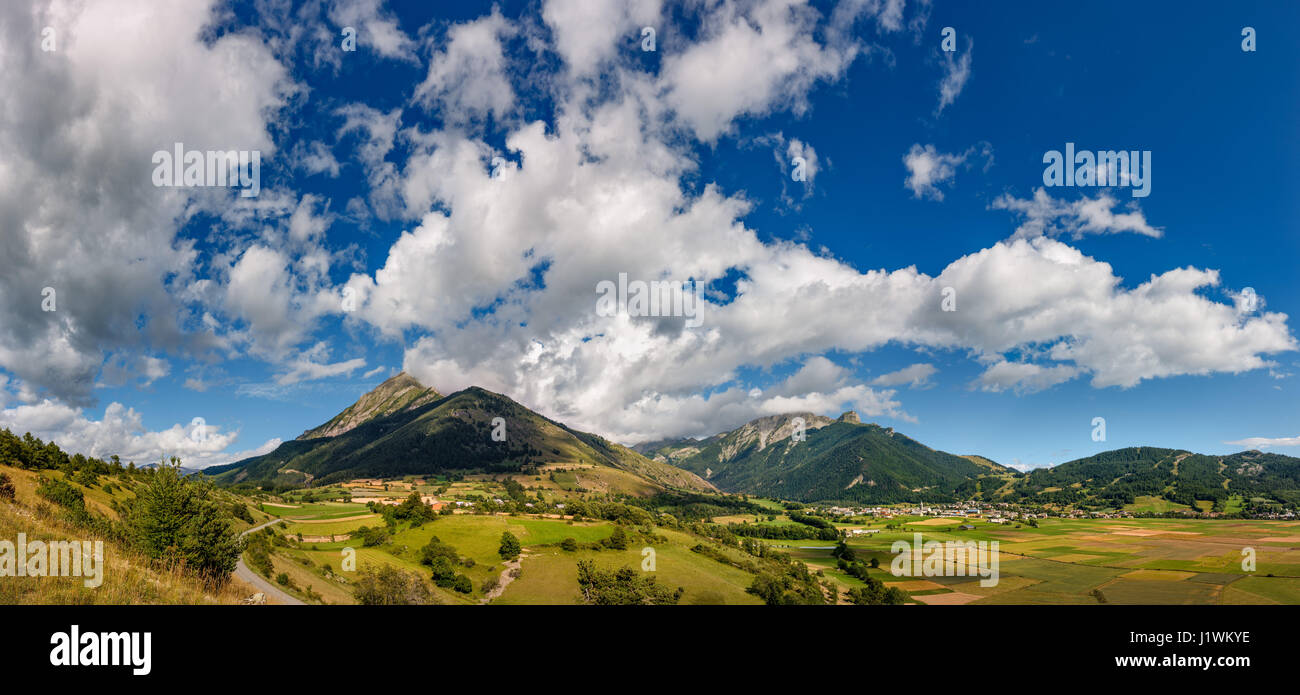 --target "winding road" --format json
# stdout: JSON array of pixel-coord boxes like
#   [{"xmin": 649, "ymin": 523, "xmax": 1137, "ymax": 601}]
[{"xmin": 235, "ymin": 518, "xmax": 306, "ymax": 605}]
